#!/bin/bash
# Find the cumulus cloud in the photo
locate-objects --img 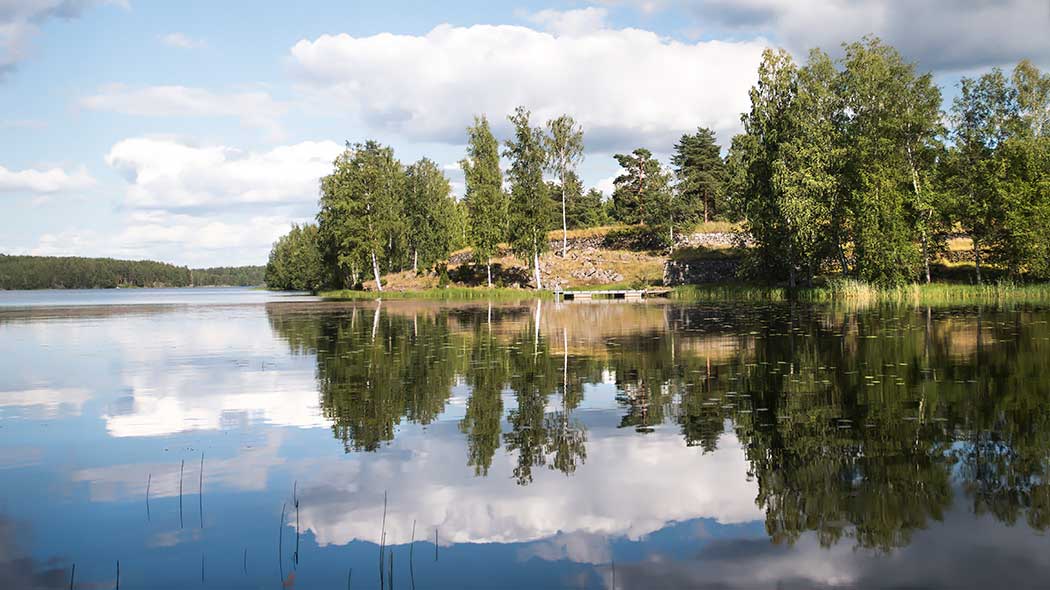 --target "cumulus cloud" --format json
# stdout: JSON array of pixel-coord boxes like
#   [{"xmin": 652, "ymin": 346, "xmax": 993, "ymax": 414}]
[
  {"xmin": 523, "ymin": 7, "xmax": 609, "ymax": 37},
  {"xmin": 159, "ymin": 32, "xmax": 205, "ymax": 49},
  {"xmin": 295, "ymin": 426, "xmax": 761, "ymax": 549},
  {"xmin": 0, "ymin": 0, "xmax": 123, "ymax": 77},
  {"xmin": 30, "ymin": 211, "xmax": 304, "ymax": 266},
  {"xmin": 289, "ymin": 24, "xmax": 767, "ymax": 150},
  {"xmin": 613, "ymin": 0, "xmax": 1050, "ymax": 71},
  {"xmin": 104, "ymin": 137, "xmax": 341, "ymax": 210},
  {"xmin": 81, "ymin": 85, "xmax": 288, "ymax": 136},
  {"xmin": 0, "ymin": 163, "xmax": 94, "ymax": 193}
]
